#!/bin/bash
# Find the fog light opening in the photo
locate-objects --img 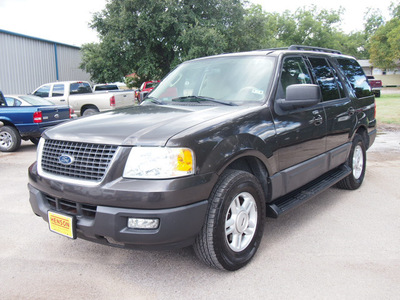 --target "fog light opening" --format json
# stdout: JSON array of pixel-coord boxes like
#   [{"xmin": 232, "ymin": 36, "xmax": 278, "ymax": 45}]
[{"xmin": 128, "ymin": 218, "xmax": 159, "ymax": 229}]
